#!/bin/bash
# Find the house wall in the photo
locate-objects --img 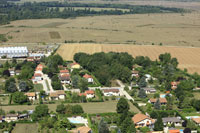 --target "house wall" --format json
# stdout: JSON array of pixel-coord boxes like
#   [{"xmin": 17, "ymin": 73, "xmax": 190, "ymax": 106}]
[
  {"xmin": 104, "ymin": 92, "xmax": 120, "ymax": 96},
  {"xmin": 163, "ymin": 122, "xmax": 181, "ymax": 127},
  {"xmin": 135, "ymin": 118, "xmax": 154, "ymax": 128},
  {"xmin": 87, "ymin": 78, "xmax": 93, "ymax": 83},
  {"xmin": 5, "ymin": 117, "xmax": 18, "ymax": 123},
  {"xmin": 86, "ymin": 94, "xmax": 95, "ymax": 98},
  {"xmin": 28, "ymin": 96, "xmax": 36, "ymax": 101},
  {"xmin": 58, "ymin": 95, "xmax": 65, "ymax": 100}
]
